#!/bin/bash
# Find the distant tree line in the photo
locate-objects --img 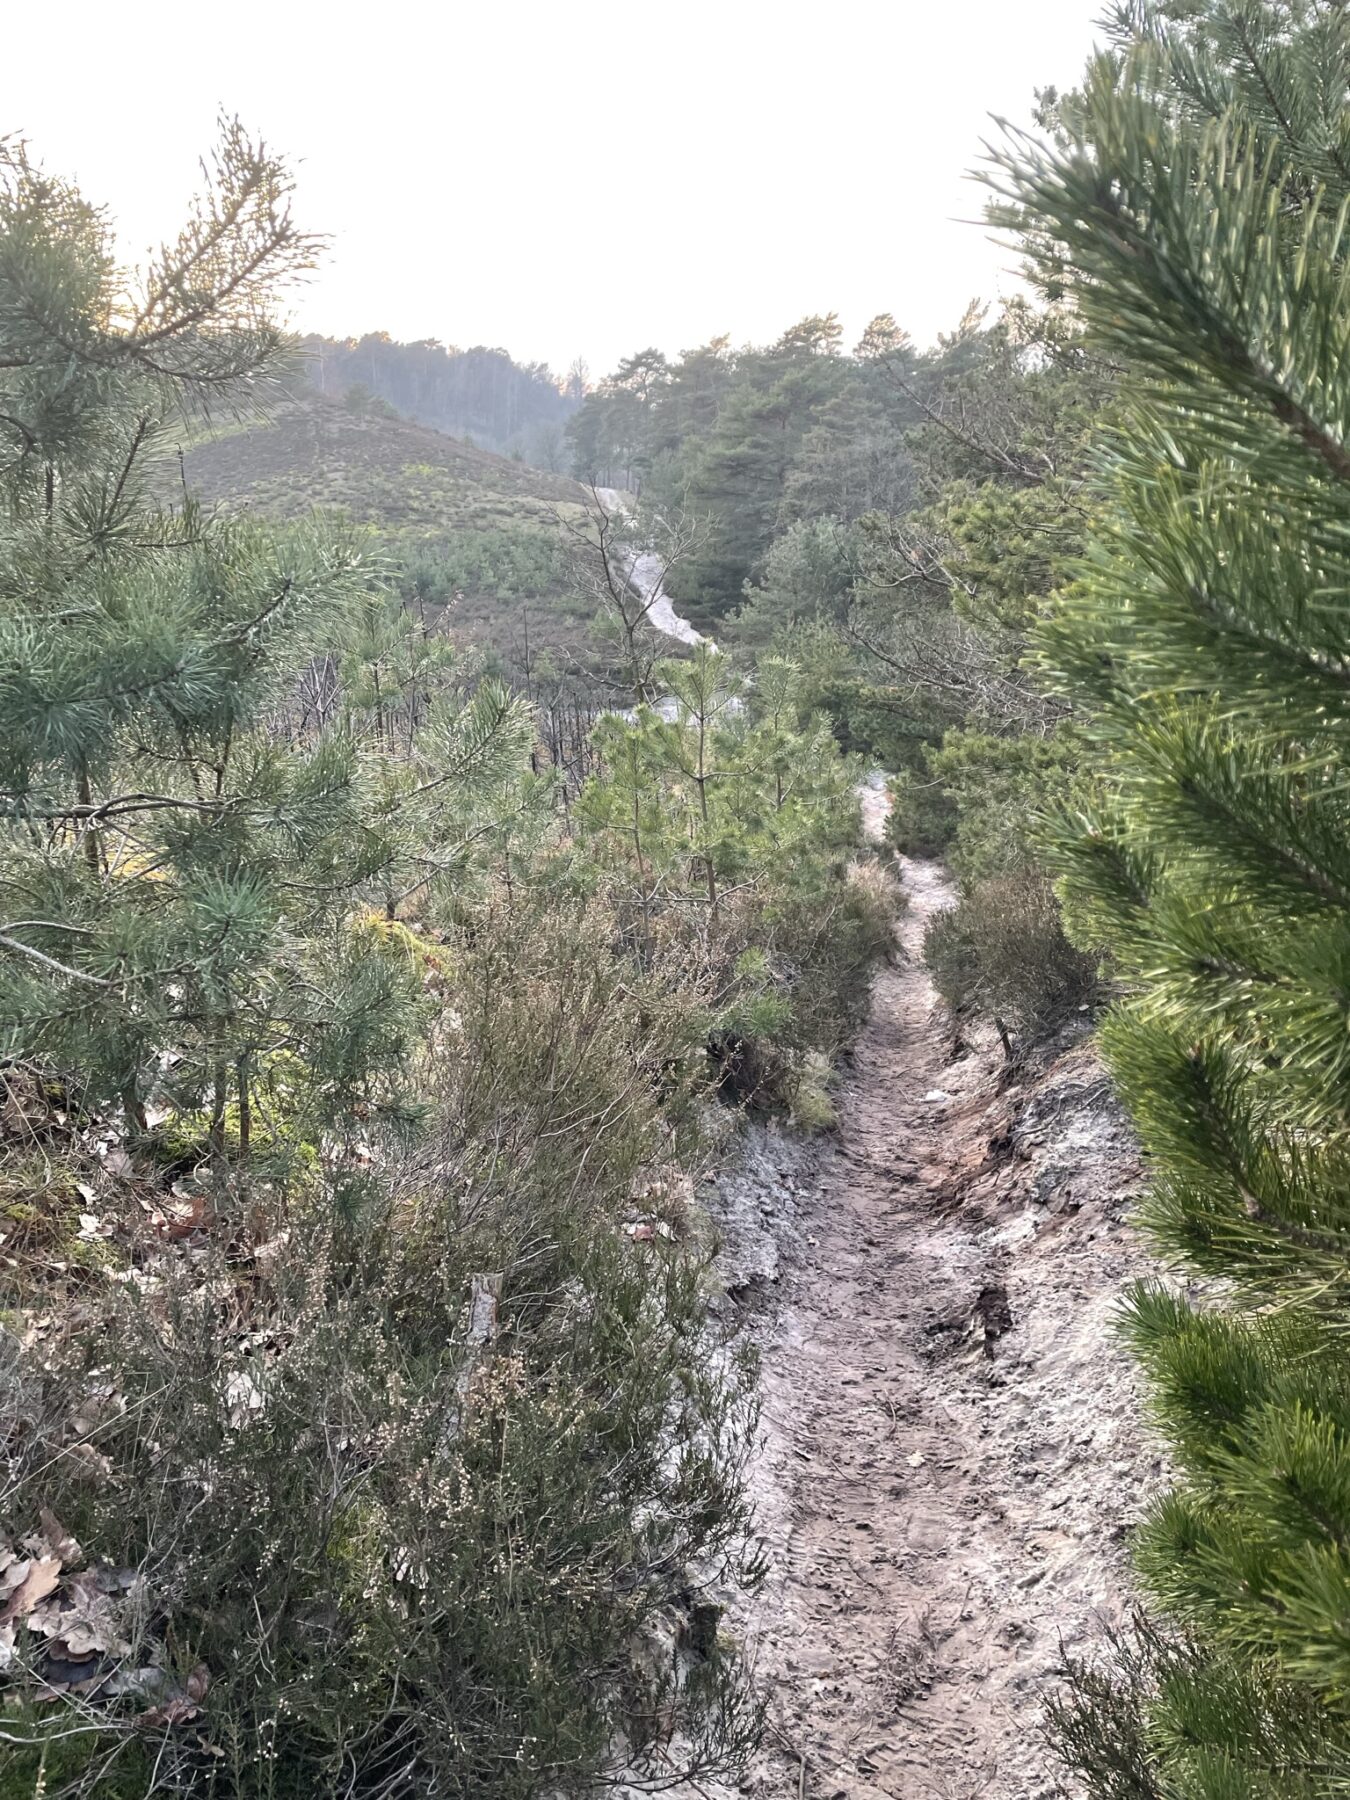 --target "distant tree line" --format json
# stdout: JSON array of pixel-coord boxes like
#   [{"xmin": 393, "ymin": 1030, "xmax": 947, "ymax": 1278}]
[
  {"xmin": 566, "ymin": 315, "xmax": 920, "ymax": 619},
  {"xmin": 301, "ymin": 331, "xmax": 583, "ymax": 465}
]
